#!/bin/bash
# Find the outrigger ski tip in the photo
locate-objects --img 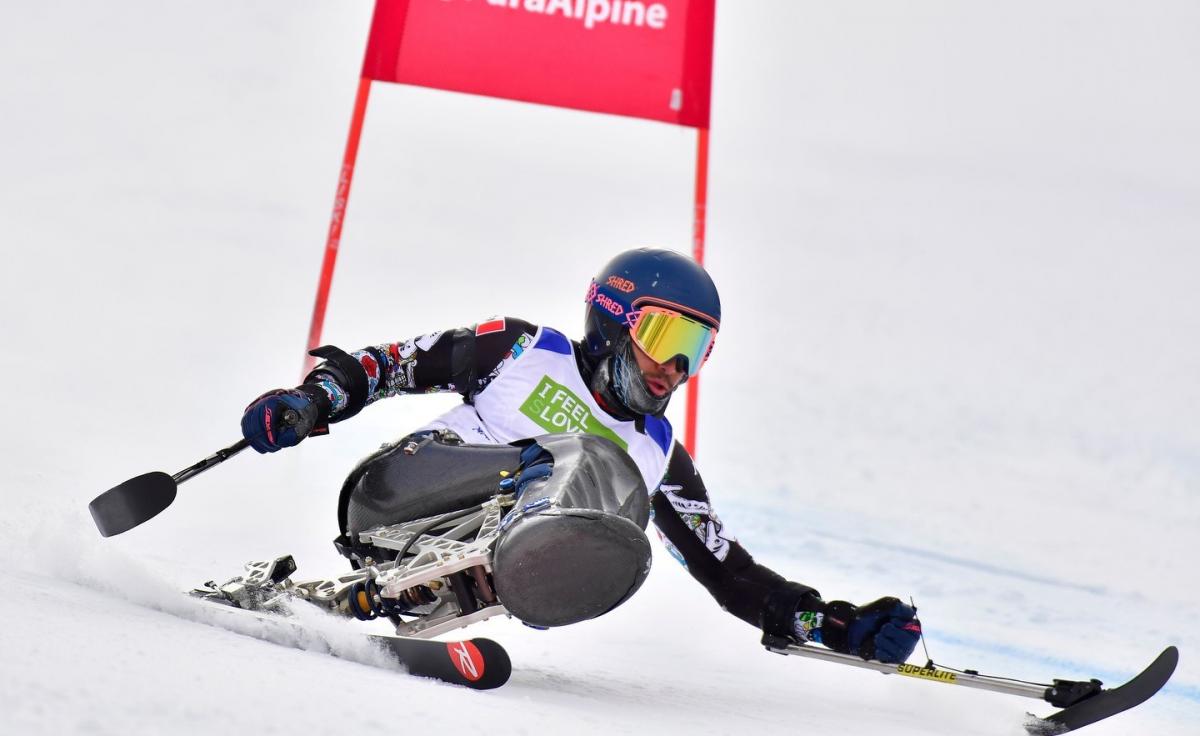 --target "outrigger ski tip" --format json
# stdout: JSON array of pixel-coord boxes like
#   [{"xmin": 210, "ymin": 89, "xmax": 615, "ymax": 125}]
[
  {"xmin": 763, "ymin": 633, "xmax": 1179, "ymax": 733},
  {"xmin": 1026, "ymin": 645, "xmax": 1179, "ymax": 734},
  {"xmin": 88, "ymin": 438, "xmax": 252, "ymax": 537}
]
